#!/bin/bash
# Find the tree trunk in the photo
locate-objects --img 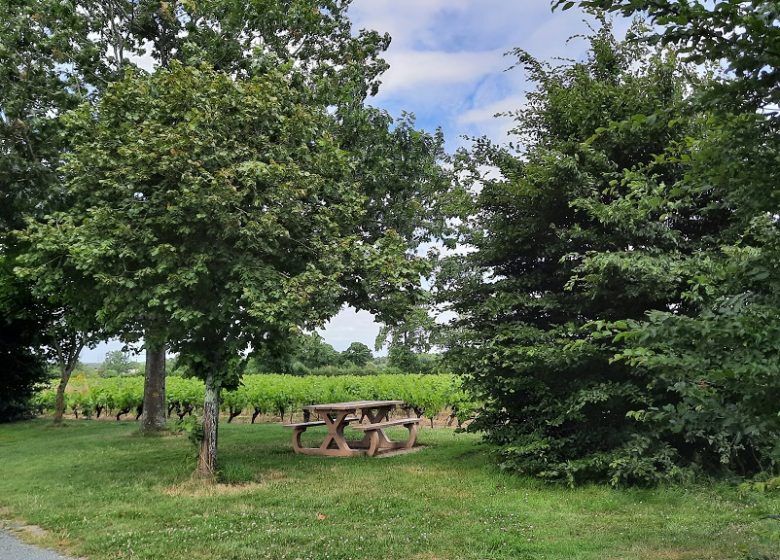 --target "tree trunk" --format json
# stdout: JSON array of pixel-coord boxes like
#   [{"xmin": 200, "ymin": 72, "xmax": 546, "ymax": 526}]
[
  {"xmin": 53, "ymin": 367, "xmax": 74, "ymax": 425},
  {"xmin": 196, "ymin": 372, "xmax": 221, "ymax": 480},
  {"xmin": 140, "ymin": 343, "xmax": 167, "ymax": 433}
]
